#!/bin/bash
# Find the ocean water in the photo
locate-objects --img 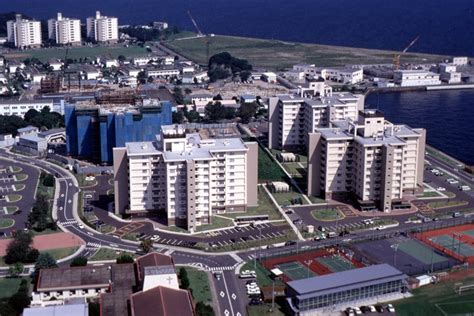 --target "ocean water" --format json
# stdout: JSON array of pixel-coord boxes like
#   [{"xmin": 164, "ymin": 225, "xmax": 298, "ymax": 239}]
[
  {"xmin": 366, "ymin": 90, "xmax": 474, "ymax": 165},
  {"xmin": 2, "ymin": 0, "xmax": 474, "ymax": 56}
]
